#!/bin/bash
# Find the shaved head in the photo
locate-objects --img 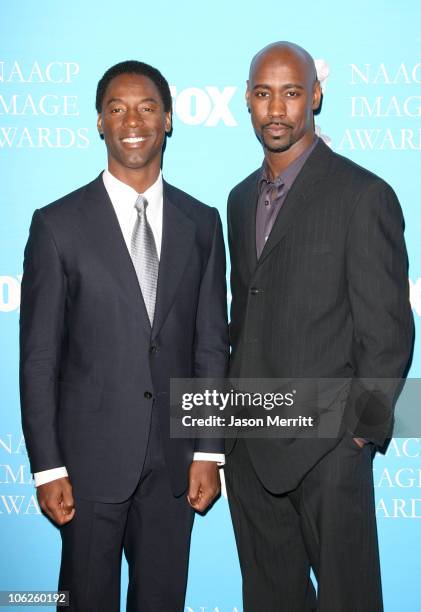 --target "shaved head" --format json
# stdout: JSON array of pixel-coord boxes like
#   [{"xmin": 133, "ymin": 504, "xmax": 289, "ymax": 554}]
[
  {"xmin": 246, "ymin": 40, "xmax": 322, "ymax": 173},
  {"xmin": 249, "ymin": 41, "xmax": 318, "ymax": 87}
]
